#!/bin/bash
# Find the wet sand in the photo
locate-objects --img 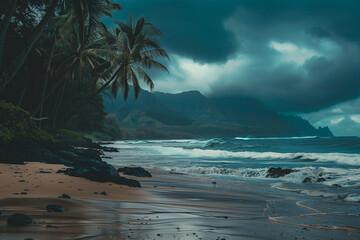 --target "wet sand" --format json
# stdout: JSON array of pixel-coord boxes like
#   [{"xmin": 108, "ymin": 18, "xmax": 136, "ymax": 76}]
[{"xmin": 0, "ymin": 163, "xmax": 359, "ymax": 239}]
